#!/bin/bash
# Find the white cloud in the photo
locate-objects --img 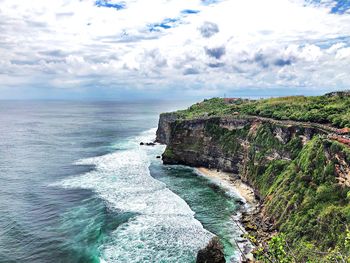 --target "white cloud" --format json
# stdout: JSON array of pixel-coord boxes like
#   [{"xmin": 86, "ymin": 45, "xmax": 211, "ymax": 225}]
[
  {"xmin": 0, "ymin": 0, "xmax": 350, "ymax": 96},
  {"xmin": 336, "ymin": 47, "xmax": 350, "ymax": 59}
]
